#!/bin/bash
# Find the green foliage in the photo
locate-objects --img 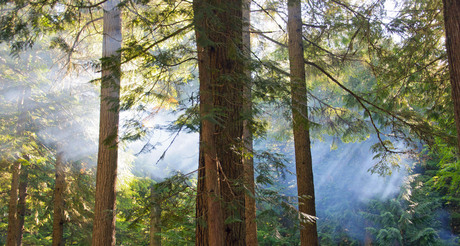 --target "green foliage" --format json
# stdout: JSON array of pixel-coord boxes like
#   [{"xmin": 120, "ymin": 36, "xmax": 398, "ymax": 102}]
[{"xmin": 363, "ymin": 171, "xmax": 458, "ymax": 246}]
